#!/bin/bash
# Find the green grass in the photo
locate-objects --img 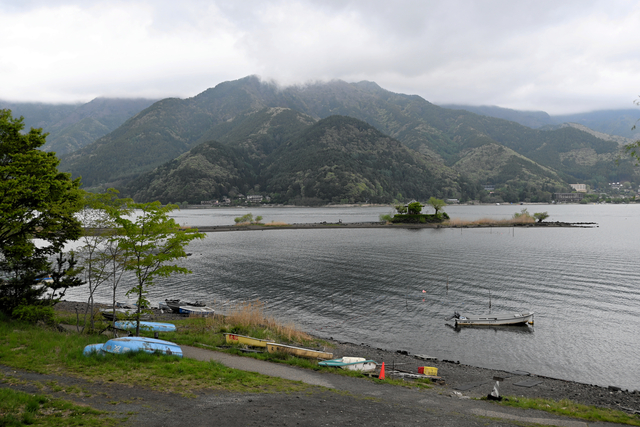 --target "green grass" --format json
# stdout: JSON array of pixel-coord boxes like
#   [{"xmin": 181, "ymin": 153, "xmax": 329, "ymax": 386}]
[
  {"xmin": 0, "ymin": 388, "xmax": 117, "ymax": 426},
  {"xmin": 0, "ymin": 319, "xmax": 309, "ymax": 396},
  {"xmin": 495, "ymin": 396, "xmax": 640, "ymax": 426},
  {"xmin": 29, "ymin": 306, "xmax": 432, "ymax": 388}
]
